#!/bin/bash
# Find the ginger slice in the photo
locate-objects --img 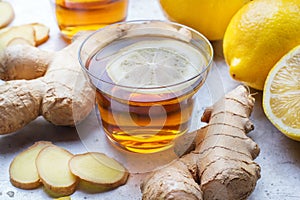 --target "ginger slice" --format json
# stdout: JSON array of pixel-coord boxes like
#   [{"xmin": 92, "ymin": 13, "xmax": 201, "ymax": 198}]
[
  {"xmin": 0, "ymin": 25, "xmax": 36, "ymax": 49},
  {"xmin": 31, "ymin": 23, "xmax": 50, "ymax": 46},
  {"xmin": 9, "ymin": 141, "xmax": 52, "ymax": 189},
  {"xmin": 53, "ymin": 197, "xmax": 71, "ymax": 200},
  {"xmin": 7, "ymin": 37, "xmax": 33, "ymax": 46},
  {"xmin": 0, "ymin": 23, "xmax": 50, "ymax": 50},
  {"xmin": 69, "ymin": 152, "xmax": 129, "ymax": 190},
  {"xmin": 0, "ymin": 1, "xmax": 14, "ymax": 28},
  {"xmin": 36, "ymin": 145, "xmax": 78, "ymax": 197}
]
